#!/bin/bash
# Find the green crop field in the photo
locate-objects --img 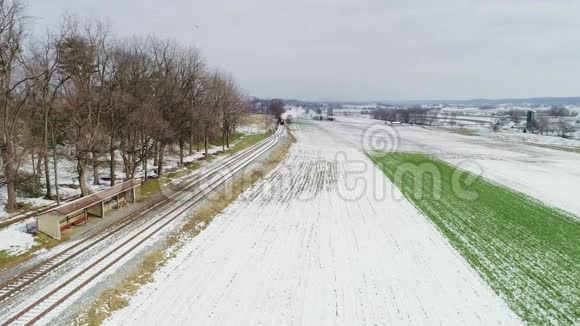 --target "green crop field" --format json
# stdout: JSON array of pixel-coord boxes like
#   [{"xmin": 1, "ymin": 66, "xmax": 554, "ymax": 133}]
[{"xmin": 369, "ymin": 152, "xmax": 580, "ymax": 325}]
